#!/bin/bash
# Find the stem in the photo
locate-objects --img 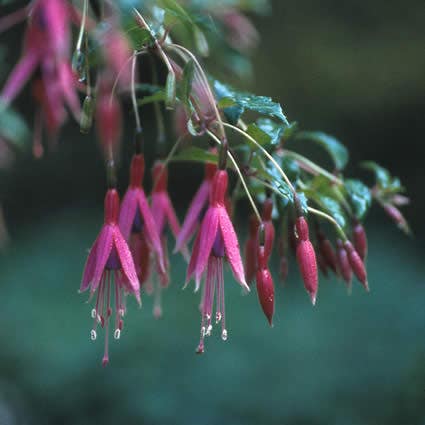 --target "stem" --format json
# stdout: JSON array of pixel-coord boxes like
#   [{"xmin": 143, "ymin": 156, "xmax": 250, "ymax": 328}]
[
  {"xmin": 84, "ymin": 30, "xmax": 91, "ymax": 97},
  {"xmin": 76, "ymin": 0, "xmax": 88, "ymax": 52},
  {"xmin": 206, "ymin": 130, "xmax": 261, "ymax": 222},
  {"xmin": 149, "ymin": 55, "xmax": 166, "ymax": 144},
  {"xmin": 223, "ymin": 122, "xmax": 296, "ymax": 194},
  {"xmin": 282, "ymin": 149, "xmax": 343, "ymax": 186},
  {"xmin": 307, "ymin": 207, "xmax": 347, "ymax": 241},
  {"xmin": 131, "ymin": 51, "xmax": 142, "ymax": 132}
]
